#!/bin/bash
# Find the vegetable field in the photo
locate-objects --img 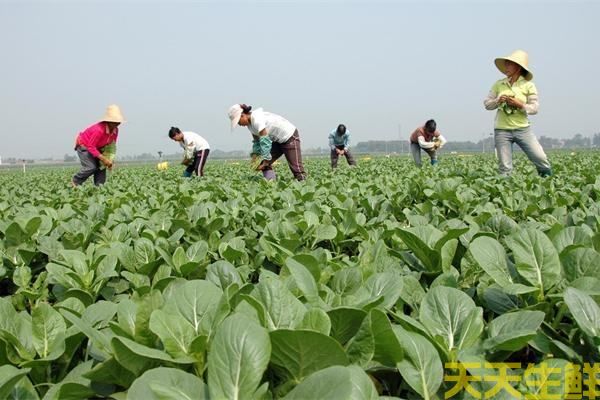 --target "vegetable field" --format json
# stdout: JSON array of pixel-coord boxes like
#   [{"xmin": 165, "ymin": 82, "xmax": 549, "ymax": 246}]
[{"xmin": 1, "ymin": 153, "xmax": 599, "ymax": 399}]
